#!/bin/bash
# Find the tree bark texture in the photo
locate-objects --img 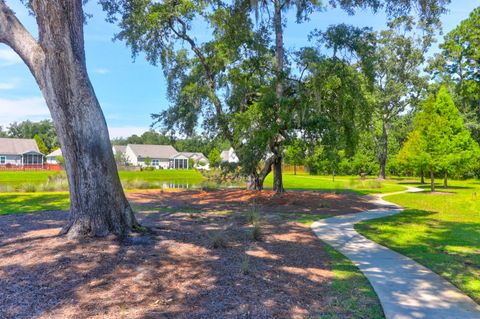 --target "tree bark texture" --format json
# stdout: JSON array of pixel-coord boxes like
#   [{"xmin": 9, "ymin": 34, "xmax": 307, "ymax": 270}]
[
  {"xmin": 378, "ymin": 122, "xmax": 388, "ymax": 180},
  {"xmin": 246, "ymin": 156, "xmax": 274, "ymax": 190},
  {"xmin": 272, "ymin": 0, "xmax": 285, "ymax": 193},
  {"xmin": 0, "ymin": 0, "xmax": 138, "ymax": 238}
]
